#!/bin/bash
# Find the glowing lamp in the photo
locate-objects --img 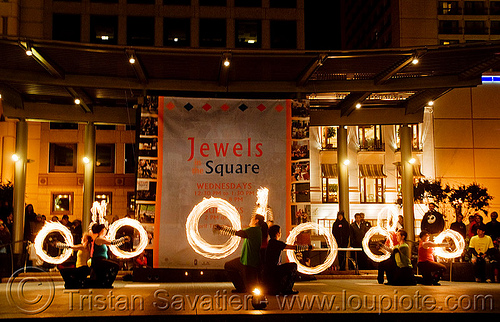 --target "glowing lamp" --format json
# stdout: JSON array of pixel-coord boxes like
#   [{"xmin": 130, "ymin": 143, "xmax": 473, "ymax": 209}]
[
  {"xmin": 343, "ymin": 159, "xmax": 350, "ymax": 166},
  {"xmin": 251, "ymin": 287, "xmax": 267, "ymax": 310},
  {"xmin": 82, "ymin": 156, "xmax": 90, "ymax": 164},
  {"xmin": 11, "ymin": 154, "xmax": 19, "ymax": 162}
]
